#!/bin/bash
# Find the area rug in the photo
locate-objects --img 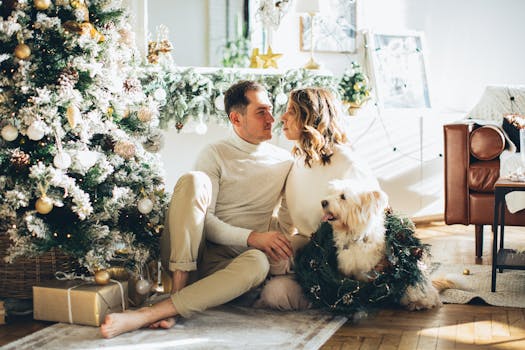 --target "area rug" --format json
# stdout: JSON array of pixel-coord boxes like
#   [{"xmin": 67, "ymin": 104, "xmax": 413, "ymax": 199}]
[
  {"xmin": 0, "ymin": 305, "xmax": 346, "ymax": 350},
  {"xmin": 431, "ymin": 263, "xmax": 525, "ymax": 308}
]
